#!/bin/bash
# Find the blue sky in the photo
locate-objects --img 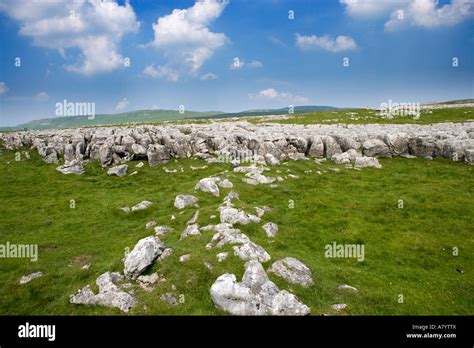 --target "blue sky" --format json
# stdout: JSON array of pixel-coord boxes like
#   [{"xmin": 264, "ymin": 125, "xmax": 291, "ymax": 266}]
[{"xmin": 0, "ymin": 0, "xmax": 473, "ymax": 126}]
